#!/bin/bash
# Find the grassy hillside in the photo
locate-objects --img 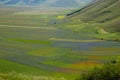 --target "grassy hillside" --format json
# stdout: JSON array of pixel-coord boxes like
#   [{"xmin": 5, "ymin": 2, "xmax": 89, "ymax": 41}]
[{"xmin": 62, "ymin": 0, "xmax": 120, "ymax": 41}]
